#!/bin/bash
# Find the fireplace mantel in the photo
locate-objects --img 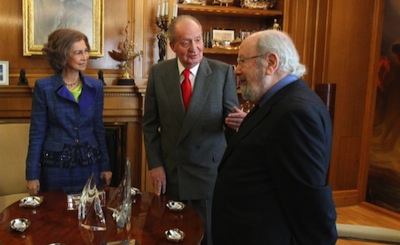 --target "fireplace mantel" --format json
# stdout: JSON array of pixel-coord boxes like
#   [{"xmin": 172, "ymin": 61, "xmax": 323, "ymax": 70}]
[{"xmin": 0, "ymin": 85, "xmax": 144, "ymax": 190}]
